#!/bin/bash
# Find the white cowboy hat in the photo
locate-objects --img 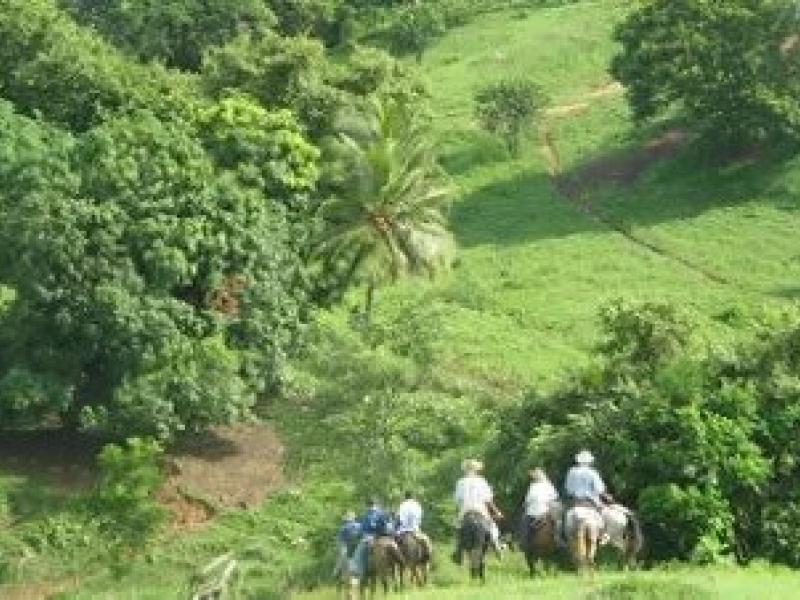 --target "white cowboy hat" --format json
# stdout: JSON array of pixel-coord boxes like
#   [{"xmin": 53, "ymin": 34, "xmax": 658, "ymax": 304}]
[
  {"xmin": 462, "ymin": 458, "xmax": 483, "ymax": 473},
  {"xmin": 575, "ymin": 450, "xmax": 595, "ymax": 465}
]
